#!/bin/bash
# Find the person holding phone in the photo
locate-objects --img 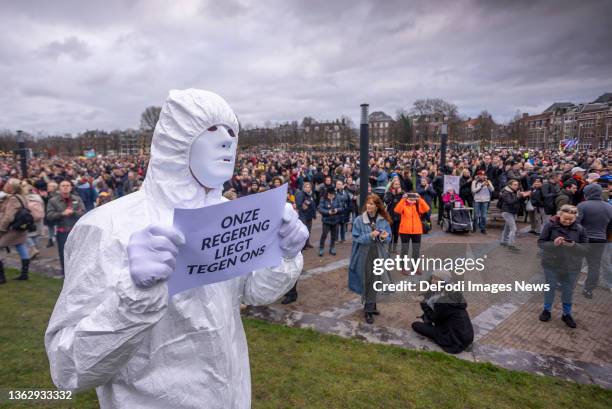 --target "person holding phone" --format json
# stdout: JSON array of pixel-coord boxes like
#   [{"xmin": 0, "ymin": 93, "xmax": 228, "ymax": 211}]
[
  {"xmin": 348, "ymin": 194, "xmax": 392, "ymax": 324},
  {"xmin": 537, "ymin": 205, "xmax": 588, "ymax": 328},
  {"xmin": 394, "ymin": 191, "xmax": 430, "ymax": 274}
]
